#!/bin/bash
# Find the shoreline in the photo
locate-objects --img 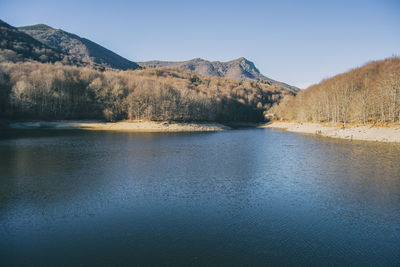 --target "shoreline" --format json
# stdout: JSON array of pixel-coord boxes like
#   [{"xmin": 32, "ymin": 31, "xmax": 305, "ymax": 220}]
[
  {"xmin": 6, "ymin": 120, "xmax": 231, "ymax": 132},
  {"xmin": 4, "ymin": 120, "xmax": 399, "ymax": 142},
  {"xmin": 261, "ymin": 121, "xmax": 400, "ymax": 143}
]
